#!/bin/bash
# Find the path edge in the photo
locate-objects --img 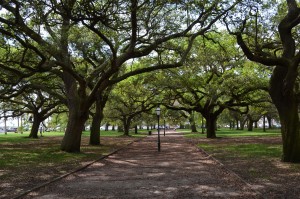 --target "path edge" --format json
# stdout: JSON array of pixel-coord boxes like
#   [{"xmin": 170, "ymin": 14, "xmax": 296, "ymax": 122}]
[
  {"xmin": 13, "ymin": 137, "xmax": 145, "ymax": 199},
  {"xmin": 197, "ymin": 146, "xmax": 266, "ymax": 199}
]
